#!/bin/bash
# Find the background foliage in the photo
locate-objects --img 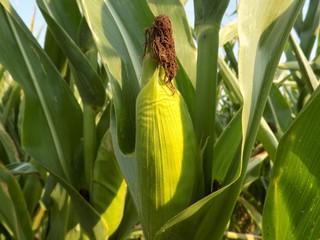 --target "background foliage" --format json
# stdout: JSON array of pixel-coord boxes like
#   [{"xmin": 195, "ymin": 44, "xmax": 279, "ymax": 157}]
[{"xmin": 0, "ymin": 0, "xmax": 319, "ymax": 239}]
